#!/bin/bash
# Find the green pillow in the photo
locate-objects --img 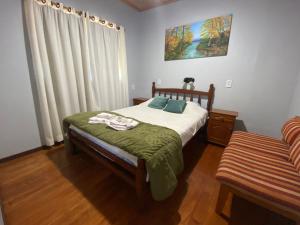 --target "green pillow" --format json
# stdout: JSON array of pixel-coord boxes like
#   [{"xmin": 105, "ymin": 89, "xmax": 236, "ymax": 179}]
[
  {"xmin": 164, "ymin": 99, "xmax": 187, "ymax": 113},
  {"xmin": 148, "ymin": 96, "xmax": 169, "ymax": 109}
]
